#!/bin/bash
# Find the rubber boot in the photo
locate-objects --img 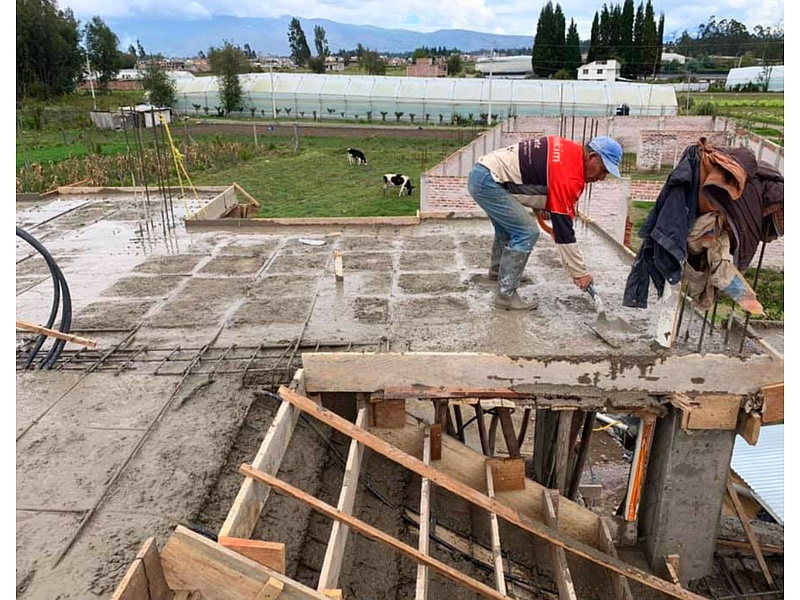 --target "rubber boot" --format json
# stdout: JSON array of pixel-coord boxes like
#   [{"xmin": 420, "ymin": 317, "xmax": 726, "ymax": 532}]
[
  {"xmin": 487, "ymin": 235, "xmax": 505, "ymax": 280},
  {"xmin": 494, "ymin": 248, "xmax": 538, "ymax": 310}
]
